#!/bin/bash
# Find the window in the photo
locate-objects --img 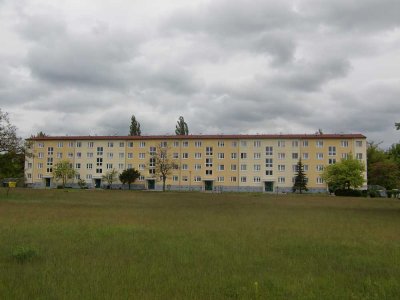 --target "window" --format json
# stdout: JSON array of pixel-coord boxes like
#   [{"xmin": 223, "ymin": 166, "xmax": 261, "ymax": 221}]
[
  {"xmin": 38, "ymin": 173, "xmax": 43, "ymax": 179},
  {"xmin": 302, "ymin": 140, "xmax": 309, "ymax": 147},
  {"xmin": 240, "ymin": 164, "xmax": 247, "ymax": 171},
  {"xmin": 173, "ymin": 152, "xmax": 179, "ymax": 159},
  {"xmin": 194, "ymin": 164, "xmax": 201, "ymax": 170},
  {"xmin": 119, "ymin": 153, "xmax": 124, "ymax": 159},
  {"xmin": 38, "ymin": 142, "xmax": 44, "ymax": 148},
  {"xmin": 38, "ymin": 152, "xmax": 44, "ymax": 158},
  {"xmin": 278, "ymin": 165, "xmax": 285, "ymax": 172},
  {"xmin": 182, "ymin": 176, "xmax": 188, "ymax": 182},
  {"xmin": 265, "ymin": 170, "xmax": 273, "ymax": 176},
  {"xmin": 75, "ymin": 163, "xmax": 81, "ymax": 169},
  {"xmin": 329, "ymin": 158, "xmax": 336, "ymax": 165},
  {"xmin": 231, "ymin": 141, "xmax": 238, "ymax": 147},
  {"xmin": 149, "ymin": 158, "xmax": 156, "ymax": 167},
  {"xmin": 174, "ymin": 141, "xmax": 180, "ymax": 147},
  {"xmin": 38, "ymin": 163, "xmax": 43, "ymax": 169},
  {"xmin": 254, "ymin": 164, "xmax": 261, "ymax": 171},
  {"xmin": 206, "ymin": 170, "xmax": 213, "ymax": 175},
  {"xmin": 68, "ymin": 142, "xmax": 74, "ymax": 148},
  {"xmin": 106, "ymin": 163, "xmax": 113, "ymax": 169},
  {"xmin": 240, "ymin": 176, "xmax": 247, "ymax": 183},
  {"xmin": 76, "ymin": 142, "xmax": 81, "ymax": 148},
  {"xmin": 139, "ymin": 164, "xmax": 145, "ymax": 170},
  {"xmin": 265, "ymin": 146, "xmax": 273, "ymax": 155},
  {"xmin": 278, "ymin": 140, "xmax": 285, "ymax": 148},
  {"xmin": 195, "ymin": 153, "xmax": 202, "ymax": 159},
  {"xmin": 278, "ymin": 153, "xmax": 285, "ymax": 159},
  {"xmin": 119, "ymin": 142, "xmax": 124, "ymax": 147},
  {"xmin": 68, "ymin": 153, "xmax": 73, "ymax": 158},
  {"xmin": 341, "ymin": 140, "xmax": 349, "ymax": 147},
  {"xmin": 218, "ymin": 141, "xmax": 225, "ymax": 147},
  {"xmin": 316, "ymin": 165, "xmax": 324, "ymax": 171},
  {"xmin": 57, "ymin": 152, "xmax": 63, "ymax": 159},
  {"xmin": 97, "ymin": 147, "xmax": 103, "ymax": 156},
  {"xmin": 341, "ymin": 153, "xmax": 349, "ymax": 159},
  {"xmin": 194, "ymin": 141, "xmax": 202, "ymax": 147},
  {"xmin": 182, "ymin": 164, "xmax": 188, "ymax": 170},
  {"xmin": 86, "ymin": 174, "xmax": 92, "ymax": 180},
  {"xmin": 218, "ymin": 153, "xmax": 224, "ymax": 159},
  {"xmin": 254, "ymin": 153, "xmax": 261, "ymax": 159},
  {"xmin": 139, "ymin": 141, "xmax": 146, "ymax": 148},
  {"xmin": 231, "ymin": 153, "xmax": 237, "ymax": 159},
  {"xmin": 316, "ymin": 140, "xmax": 324, "ymax": 148},
  {"xmin": 182, "ymin": 153, "xmax": 189, "ymax": 159},
  {"xmin": 317, "ymin": 153, "xmax": 324, "ymax": 160},
  {"xmin": 88, "ymin": 142, "xmax": 94, "ymax": 148},
  {"xmin": 108, "ymin": 142, "xmax": 114, "ymax": 148},
  {"xmin": 292, "ymin": 141, "xmax": 299, "ymax": 147},
  {"xmin": 265, "ymin": 158, "xmax": 273, "ymax": 168},
  {"xmin": 87, "ymin": 163, "xmax": 93, "ymax": 169},
  {"xmin": 292, "ymin": 164, "xmax": 298, "ymax": 172},
  {"xmin": 46, "ymin": 157, "xmax": 53, "ymax": 173},
  {"xmin": 253, "ymin": 176, "xmax": 261, "ymax": 183},
  {"xmin": 87, "ymin": 152, "xmax": 93, "ymax": 158},
  {"xmin": 149, "ymin": 169, "xmax": 155, "ymax": 175},
  {"xmin": 206, "ymin": 147, "xmax": 213, "ymax": 156},
  {"xmin": 292, "ymin": 153, "xmax": 299, "ymax": 159},
  {"xmin": 76, "ymin": 152, "xmax": 82, "ymax": 158},
  {"xmin": 230, "ymin": 176, "xmax": 237, "ymax": 182},
  {"xmin": 47, "ymin": 147, "xmax": 54, "ymax": 156},
  {"xmin": 128, "ymin": 153, "xmax": 133, "ymax": 159},
  {"xmin": 128, "ymin": 142, "xmax": 134, "ymax": 148},
  {"xmin": 127, "ymin": 164, "xmax": 132, "ymax": 169},
  {"xmin": 317, "ymin": 177, "xmax": 324, "ymax": 184},
  {"xmin": 218, "ymin": 164, "xmax": 225, "ymax": 171},
  {"xmin": 217, "ymin": 176, "xmax": 224, "ymax": 182},
  {"xmin": 27, "ymin": 162, "xmax": 32, "ymax": 169},
  {"xmin": 254, "ymin": 141, "xmax": 261, "ymax": 148},
  {"xmin": 278, "ymin": 177, "xmax": 285, "ymax": 183},
  {"xmin": 27, "ymin": 173, "xmax": 32, "ymax": 179},
  {"xmin": 107, "ymin": 153, "xmax": 113, "ymax": 159},
  {"xmin": 205, "ymin": 158, "xmax": 213, "ymax": 167},
  {"xmin": 173, "ymin": 176, "xmax": 179, "ymax": 182},
  {"xmin": 240, "ymin": 153, "xmax": 247, "ymax": 159},
  {"xmin": 139, "ymin": 175, "xmax": 145, "ymax": 181},
  {"xmin": 240, "ymin": 141, "xmax": 247, "ymax": 147},
  {"xmin": 302, "ymin": 153, "xmax": 309, "ymax": 160},
  {"xmin": 356, "ymin": 141, "xmax": 363, "ymax": 147},
  {"xmin": 328, "ymin": 146, "xmax": 336, "ymax": 156},
  {"xmin": 182, "ymin": 141, "xmax": 189, "ymax": 147},
  {"xmin": 149, "ymin": 147, "xmax": 156, "ymax": 155},
  {"xmin": 96, "ymin": 158, "xmax": 103, "ymax": 167},
  {"xmin": 194, "ymin": 176, "xmax": 201, "ymax": 182},
  {"xmin": 118, "ymin": 163, "xmax": 124, "ymax": 169},
  {"xmin": 356, "ymin": 153, "xmax": 363, "ymax": 160},
  {"xmin": 139, "ymin": 153, "xmax": 145, "ymax": 159},
  {"xmin": 57, "ymin": 142, "xmax": 63, "ymax": 148}
]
